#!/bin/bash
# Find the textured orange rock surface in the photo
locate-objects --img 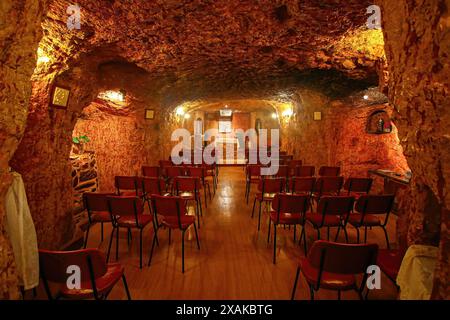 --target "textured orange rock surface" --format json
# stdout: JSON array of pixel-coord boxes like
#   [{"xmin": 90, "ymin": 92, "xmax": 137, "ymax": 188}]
[{"xmin": 0, "ymin": 0, "xmax": 448, "ymax": 299}]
